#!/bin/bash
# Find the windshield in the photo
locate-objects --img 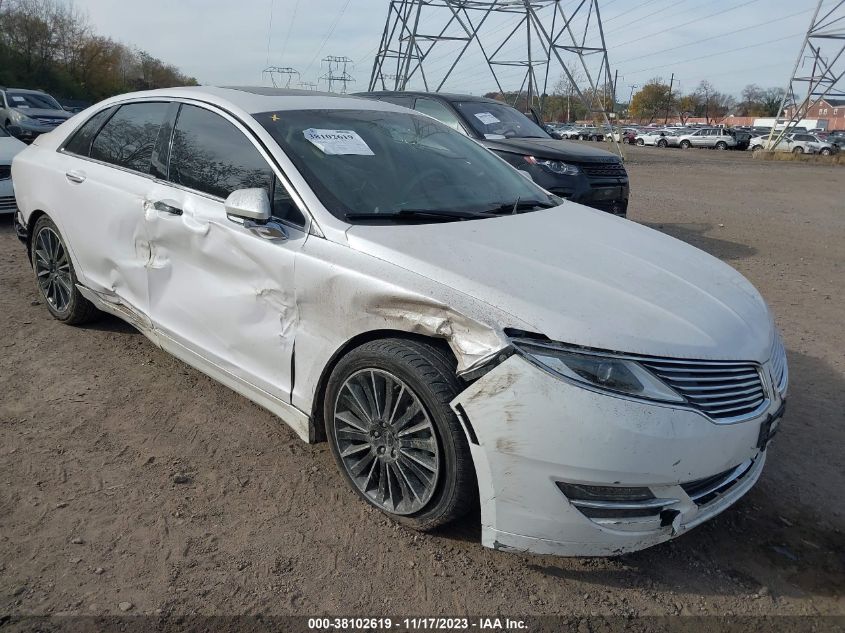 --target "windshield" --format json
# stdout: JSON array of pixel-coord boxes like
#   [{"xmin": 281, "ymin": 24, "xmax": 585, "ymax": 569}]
[
  {"xmin": 256, "ymin": 109, "xmax": 556, "ymax": 223},
  {"xmin": 253, "ymin": 110, "xmax": 559, "ymax": 220},
  {"xmin": 453, "ymin": 101, "xmax": 549, "ymax": 140},
  {"xmin": 7, "ymin": 91, "xmax": 62, "ymax": 110},
  {"xmin": 0, "ymin": 126, "xmax": 9, "ymax": 137}
]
